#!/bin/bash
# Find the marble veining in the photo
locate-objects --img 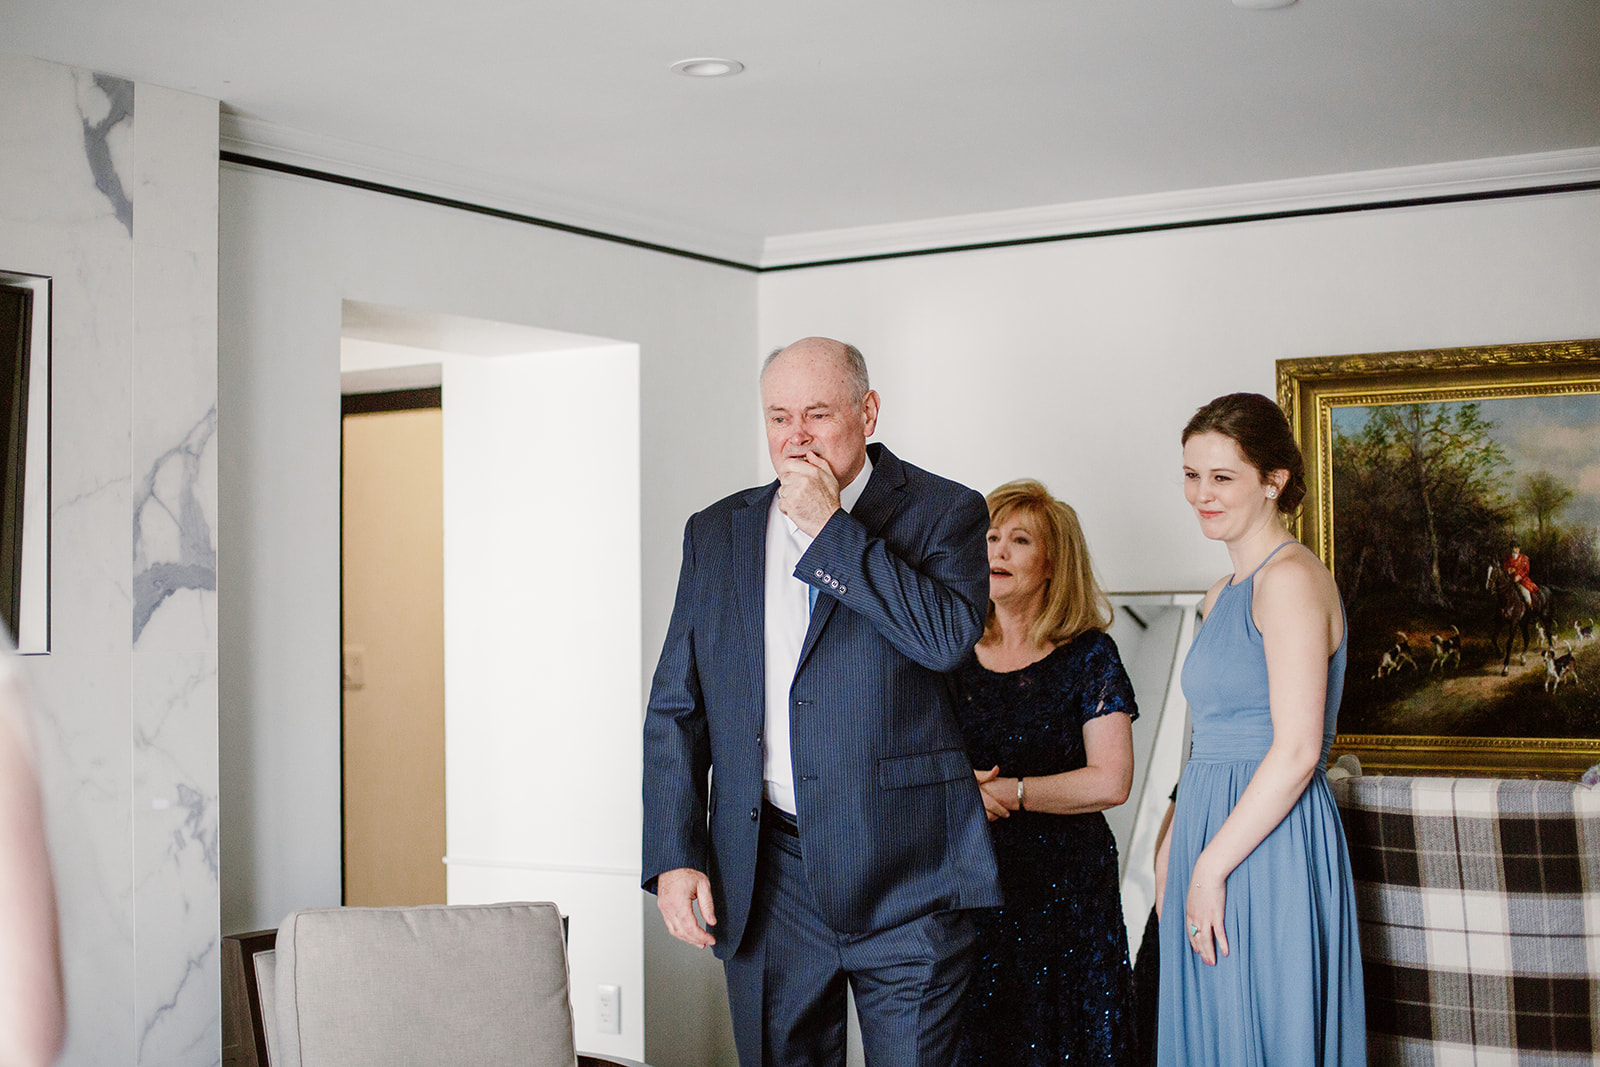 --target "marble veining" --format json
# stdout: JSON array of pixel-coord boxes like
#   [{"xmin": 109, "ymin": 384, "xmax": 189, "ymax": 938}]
[
  {"xmin": 136, "ymin": 935, "xmax": 219, "ymax": 1064},
  {"xmin": 78, "ymin": 73, "xmax": 134, "ymax": 237},
  {"xmin": 53, "ymin": 473, "xmax": 127, "ymax": 516},
  {"xmin": 29, "ymin": 655, "xmax": 137, "ymax": 1067},
  {"xmin": 133, "ymin": 650, "xmax": 219, "ymax": 1066},
  {"xmin": 133, "ymin": 408, "xmax": 216, "ymax": 644},
  {"xmin": 134, "ymin": 671, "xmax": 219, "ymax": 882}
]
